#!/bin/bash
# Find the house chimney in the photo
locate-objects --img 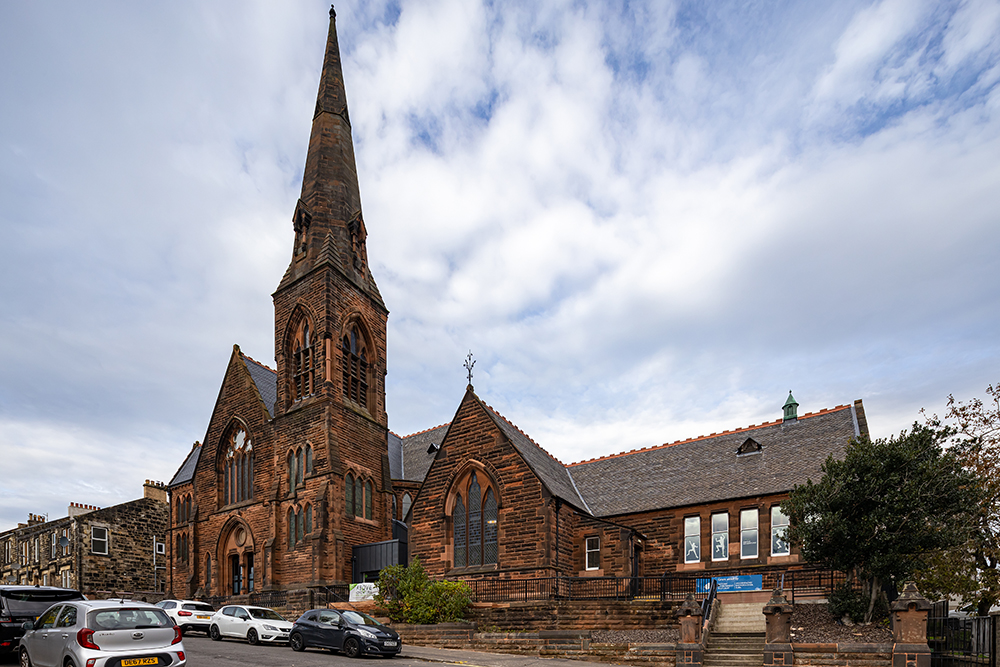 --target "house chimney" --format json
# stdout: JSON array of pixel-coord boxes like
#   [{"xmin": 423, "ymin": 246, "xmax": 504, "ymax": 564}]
[{"xmin": 143, "ymin": 480, "xmax": 167, "ymax": 502}]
